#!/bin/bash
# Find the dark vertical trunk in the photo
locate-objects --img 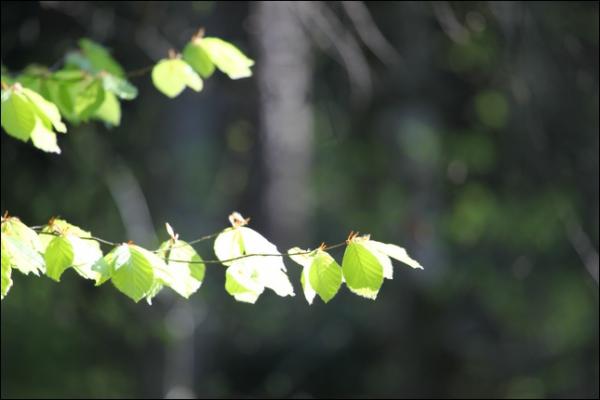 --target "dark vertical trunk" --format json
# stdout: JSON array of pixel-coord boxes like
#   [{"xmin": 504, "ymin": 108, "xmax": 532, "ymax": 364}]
[{"xmin": 254, "ymin": 1, "xmax": 314, "ymax": 246}]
